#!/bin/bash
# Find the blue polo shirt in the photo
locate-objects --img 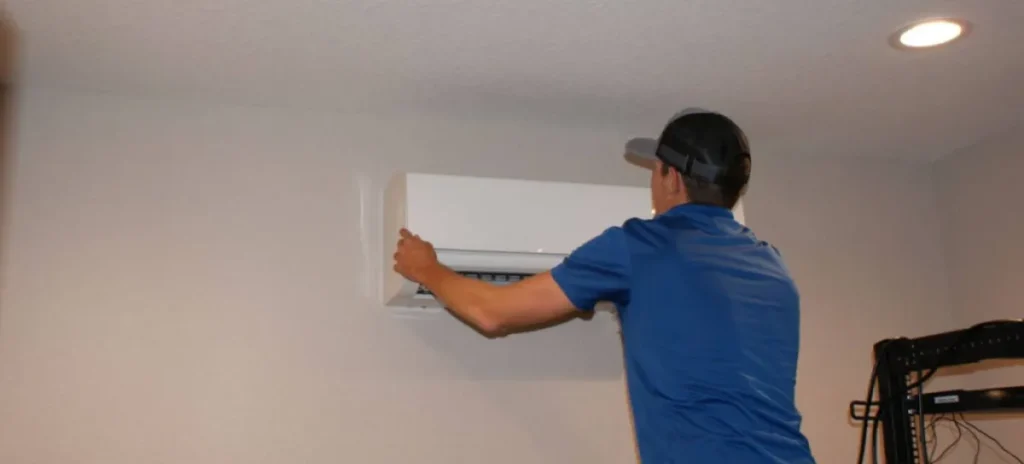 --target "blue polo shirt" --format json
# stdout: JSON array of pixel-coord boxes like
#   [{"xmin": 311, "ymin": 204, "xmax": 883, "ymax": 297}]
[{"xmin": 551, "ymin": 203, "xmax": 815, "ymax": 463}]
